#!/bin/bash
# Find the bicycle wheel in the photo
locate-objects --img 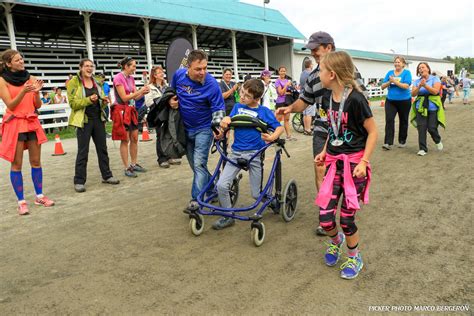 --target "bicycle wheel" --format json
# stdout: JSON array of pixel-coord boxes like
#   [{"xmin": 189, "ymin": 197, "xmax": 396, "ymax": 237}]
[{"xmin": 291, "ymin": 113, "xmax": 304, "ymax": 133}]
